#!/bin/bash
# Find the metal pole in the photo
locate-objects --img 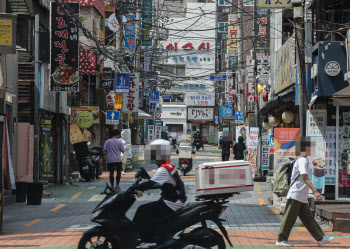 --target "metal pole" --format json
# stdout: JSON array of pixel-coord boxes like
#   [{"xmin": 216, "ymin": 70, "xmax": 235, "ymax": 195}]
[
  {"xmin": 33, "ymin": 15, "xmax": 40, "ymax": 182},
  {"xmin": 238, "ymin": 0, "xmax": 243, "ymax": 112}
]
